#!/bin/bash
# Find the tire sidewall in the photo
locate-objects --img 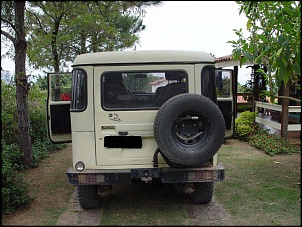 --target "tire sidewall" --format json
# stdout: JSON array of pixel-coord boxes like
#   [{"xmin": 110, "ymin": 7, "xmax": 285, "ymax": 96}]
[{"xmin": 154, "ymin": 93, "xmax": 225, "ymax": 166}]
